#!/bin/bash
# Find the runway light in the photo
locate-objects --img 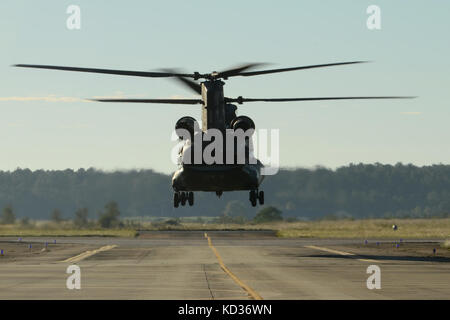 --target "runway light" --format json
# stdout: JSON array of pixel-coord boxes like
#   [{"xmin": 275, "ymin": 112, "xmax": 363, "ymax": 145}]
[
  {"xmin": 18, "ymin": 237, "xmax": 22, "ymax": 242},
  {"xmin": 1, "ymin": 249, "xmax": 3, "ymax": 255},
  {"xmin": 396, "ymin": 243, "xmax": 400, "ymax": 248},
  {"xmin": 29, "ymin": 244, "xmax": 32, "ymax": 250},
  {"xmin": 54, "ymin": 240, "xmax": 56, "ymax": 244},
  {"xmin": 433, "ymin": 248, "xmax": 436, "ymax": 254},
  {"xmin": 376, "ymin": 242, "xmax": 380, "ymax": 246},
  {"xmin": 392, "ymin": 224, "xmax": 398, "ymax": 231},
  {"xmin": 364, "ymin": 240, "xmax": 368, "ymax": 245}
]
